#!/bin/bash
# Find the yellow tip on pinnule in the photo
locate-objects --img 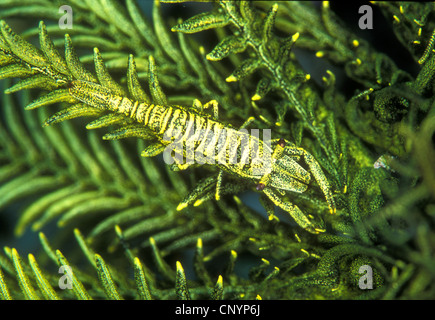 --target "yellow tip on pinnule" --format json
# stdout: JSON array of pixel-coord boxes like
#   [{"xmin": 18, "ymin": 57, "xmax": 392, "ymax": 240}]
[
  {"xmin": 315, "ymin": 51, "xmax": 324, "ymax": 58},
  {"xmin": 305, "ymin": 74, "xmax": 311, "ymax": 80},
  {"xmin": 294, "ymin": 233, "xmax": 301, "ymax": 243},
  {"xmin": 322, "ymin": 1, "xmax": 329, "ymax": 9},
  {"xmin": 355, "ymin": 58, "xmax": 362, "ymax": 65},
  {"xmin": 217, "ymin": 275, "xmax": 223, "ymax": 285},
  {"xmin": 352, "ymin": 39, "xmax": 359, "ymax": 47},
  {"xmin": 226, "ymin": 75, "xmax": 237, "ymax": 82},
  {"xmin": 193, "ymin": 199, "xmax": 203, "ymax": 207},
  {"xmin": 199, "ymin": 46, "xmax": 205, "ymax": 55},
  {"xmin": 114, "ymin": 225, "xmax": 122, "ymax": 235},
  {"xmin": 292, "ymin": 32, "xmax": 300, "ymax": 42},
  {"xmin": 149, "ymin": 237, "xmax": 156, "ymax": 245},
  {"xmin": 275, "ymin": 122, "xmax": 281, "ymax": 127},
  {"xmin": 393, "ymin": 15, "xmax": 400, "ymax": 23},
  {"xmin": 28, "ymin": 253, "xmax": 36, "ymax": 263},
  {"xmin": 256, "ymin": 295, "xmax": 262, "ymax": 300},
  {"xmin": 251, "ymin": 93, "xmax": 262, "ymax": 101},
  {"xmin": 176, "ymin": 203, "xmax": 188, "ymax": 211},
  {"xmin": 176, "ymin": 261, "xmax": 183, "ymax": 272},
  {"xmin": 233, "ymin": 195, "xmax": 242, "ymax": 205},
  {"xmin": 197, "ymin": 238, "xmax": 203, "ymax": 248}
]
